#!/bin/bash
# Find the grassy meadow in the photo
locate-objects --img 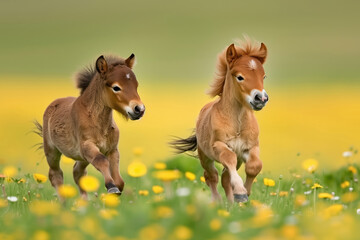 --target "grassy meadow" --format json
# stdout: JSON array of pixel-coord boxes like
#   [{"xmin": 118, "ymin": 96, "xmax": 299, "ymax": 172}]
[{"xmin": 1, "ymin": 0, "xmax": 360, "ymax": 239}]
